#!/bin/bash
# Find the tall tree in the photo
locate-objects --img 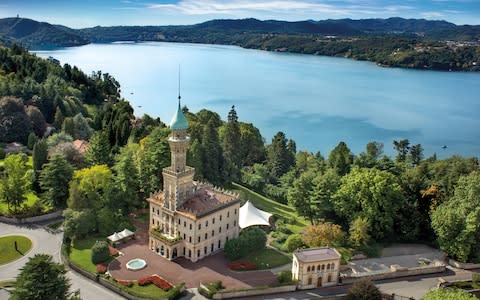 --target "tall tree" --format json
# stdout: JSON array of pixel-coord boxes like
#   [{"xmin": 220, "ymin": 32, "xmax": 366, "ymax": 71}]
[
  {"xmin": 85, "ymin": 130, "xmax": 112, "ymax": 166},
  {"xmin": 0, "ymin": 154, "xmax": 33, "ymax": 213},
  {"xmin": 310, "ymin": 169, "xmax": 341, "ymax": 223},
  {"xmin": 333, "ymin": 167, "xmax": 405, "ymax": 241},
  {"xmin": 222, "ymin": 105, "xmax": 241, "ymax": 181},
  {"xmin": 287, "ymin": 170, "xmax": 316, "ymax": 224},
  {"xmin": 202, "ymin": 119, "xmax": 226, "ymax": 186},
  {"xmin": 349, "ymin": 216, "xmax": 371, "ymax": 249},
  {"xmin": 32, "ymin": 139, "xmax": 48, "ymax": 175},
  {"xmin": 267, "ymin": 131, "xmax": 294, "ymax": 180},
  {"xmin": 67, "ymin": 165, "xmax": 113, "ymax": 210},
  {"xmin": 0, "ymin": 96, "xmax": 32, "ymax": 144},
  {"xmin": 138, "ymin": 127, "xmax": 170, "ymax": 195},
  {"xmin": 25, "ymin": 105, "xmax": 47, "ymax": 137},
  {"xmin": 431, "ymin": 172, "xmax": 480, "ymax": 263},
  {"xmin": 409, "ymin": 143, "xmax": 424, "ymax": 166},
  {"xmin": 302, "ymin": 223, "xmax": 345, "ymax": 247},
  {"xmin": 393, "ymin": 139, "xmax": 410, "ymax": 162},
  {"xmin": 239, "ymin": 122, "xmax": 265, "ymax": 166},
  {"xmin": 12, "ymin": 254, "xmax": 71, "ymax": 300},
  {"xmin": 328, "ymin": 141, "xmax": 354, "ymax": 176},
  {"xmin": 39, "ymin": 154, "xmax": 74, "ymax": 208},
  {"xmin": 113, "ymin": 145, "xmax": 140, "ymax": 208}
]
